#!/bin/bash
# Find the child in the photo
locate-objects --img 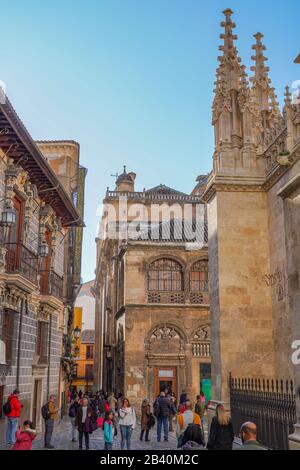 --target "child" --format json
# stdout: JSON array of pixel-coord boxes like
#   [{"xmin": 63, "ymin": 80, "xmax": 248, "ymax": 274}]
[
  {"xmin": 104, "ymin": 410, "xmax": 114, "ymax": 450},
  {"xmin": 12, "ymin": 420, "xmax": 37, "ymax": 450}
]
